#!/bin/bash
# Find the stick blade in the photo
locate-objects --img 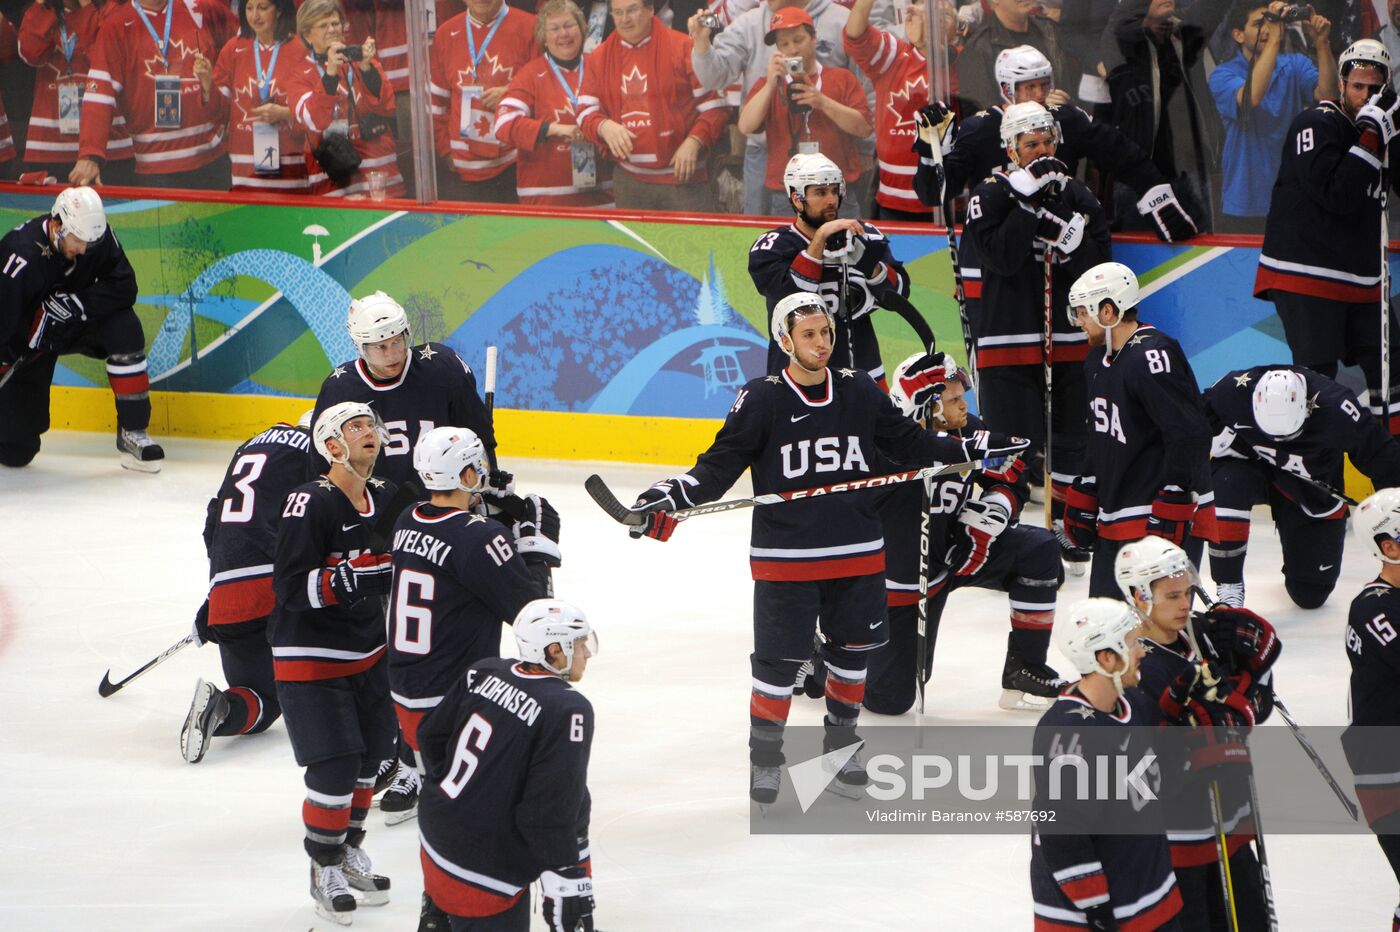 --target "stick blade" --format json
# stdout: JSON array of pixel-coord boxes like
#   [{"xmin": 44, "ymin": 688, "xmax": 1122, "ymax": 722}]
[
  {"xmin": 97, "ymin": 671, "xmax": 119, "ymax": 698},
  {"xmin": 584, "ymin": 474, "xmax": 643, "ymax": 526}
]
